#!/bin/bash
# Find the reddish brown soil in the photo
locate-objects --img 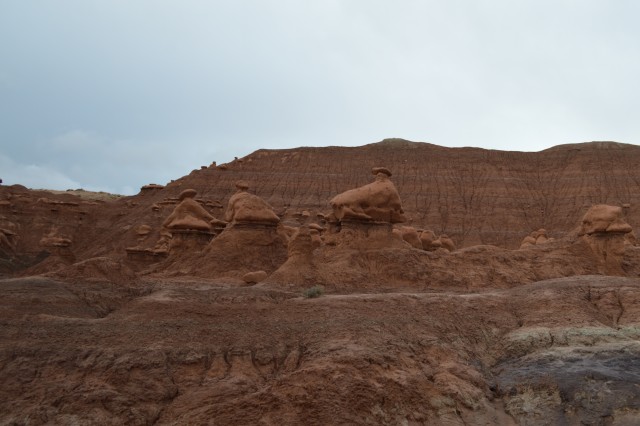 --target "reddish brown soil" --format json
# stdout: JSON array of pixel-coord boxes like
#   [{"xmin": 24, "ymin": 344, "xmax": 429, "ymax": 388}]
[{"xmin": 2, "ymin": 140, "xmax": 640, "ymax": 425}]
